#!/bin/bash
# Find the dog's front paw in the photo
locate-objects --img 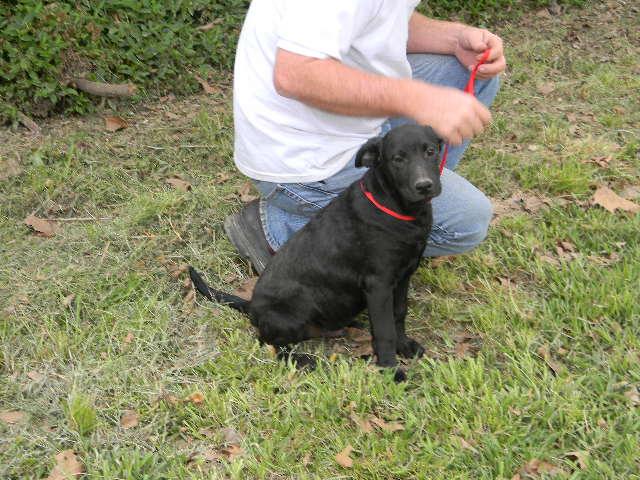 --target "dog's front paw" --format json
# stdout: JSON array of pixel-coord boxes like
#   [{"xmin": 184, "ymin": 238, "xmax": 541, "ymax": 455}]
[
  {"xmin": 397, "ymin": 337, "xmax": 425, "ymax": 359},
  {"xmin": 393, "ymin": 367, "xmax": 407, "ymax": 383}
]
